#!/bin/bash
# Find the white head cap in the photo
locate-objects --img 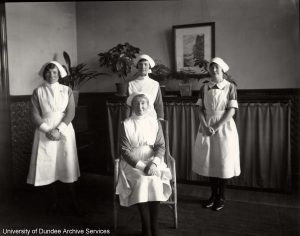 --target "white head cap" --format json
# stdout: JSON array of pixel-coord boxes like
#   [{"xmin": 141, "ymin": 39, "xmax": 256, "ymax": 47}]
[
  {"xmin": 209, "ymin": 57, "xmax": 229, "ymax": 73},
  {"xmin": 135, "ymin": 54, "xmax": 155, "ymax": 68},
  {"xmin": 126, "ymin": 92, "xmax": 150, "ymax": 107},
  {"xmin": 39, "ymin": 61, "xmax": 67, "ymax": 78},
  {"xmin": 48, "ymin": 61, "xmax": 67, "ymax": 77}
]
